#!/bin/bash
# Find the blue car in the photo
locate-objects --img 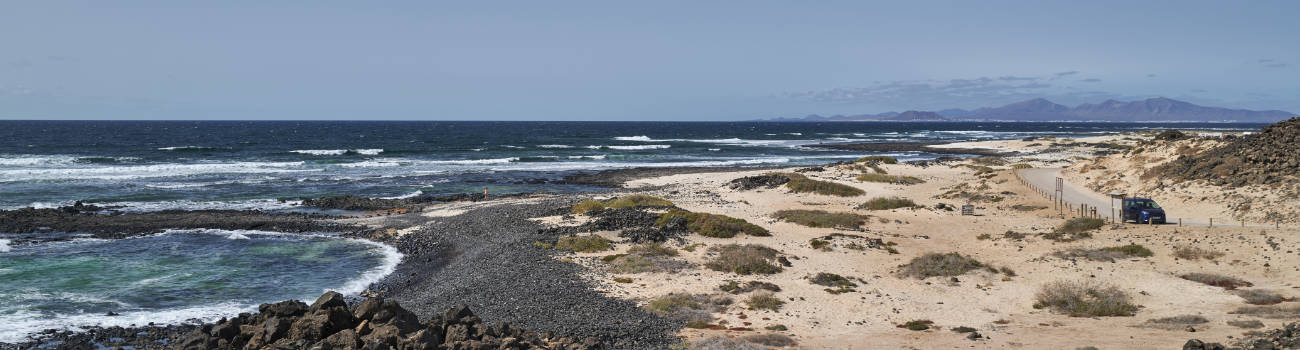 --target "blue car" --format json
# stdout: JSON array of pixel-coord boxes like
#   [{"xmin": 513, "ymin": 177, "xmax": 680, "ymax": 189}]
[{"xmin": 1122, "ymin": 198, "xmax": 1166, "ymax": 224}]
